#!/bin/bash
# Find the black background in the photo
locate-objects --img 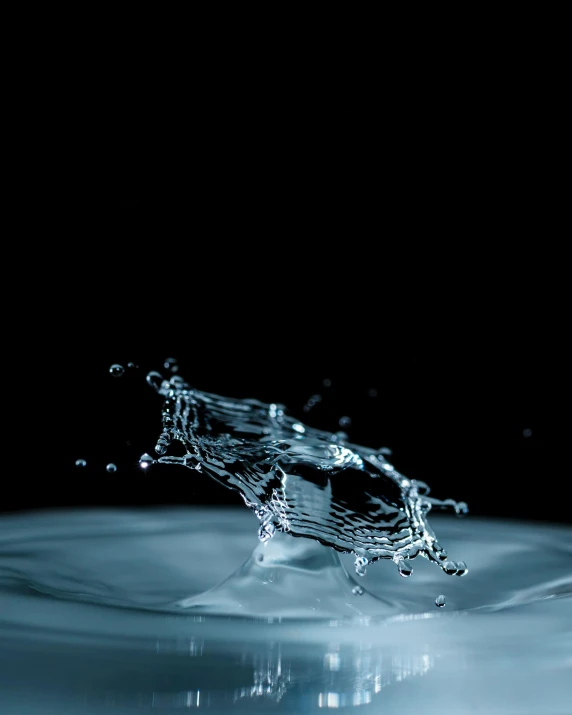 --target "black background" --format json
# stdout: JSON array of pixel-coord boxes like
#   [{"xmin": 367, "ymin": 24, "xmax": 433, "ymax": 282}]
[
  {"xmin": 21, "ymin": 190, "xmax": 566, "ymax": 526},
  {"xmin": 17, "ymin": 87, "xmax": 567, "ymax": 524}
]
